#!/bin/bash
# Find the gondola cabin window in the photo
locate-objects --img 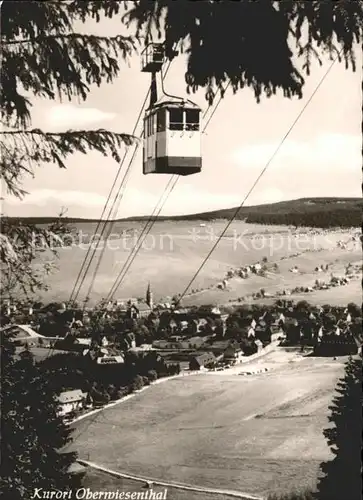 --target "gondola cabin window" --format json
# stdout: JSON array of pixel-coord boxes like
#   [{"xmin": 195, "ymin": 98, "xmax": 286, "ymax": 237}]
[
  {"xmin": 143, "ymin": 103, "xmax": 202, "ymax": 176},
  {"xmin": 141, "ymin": 43, "xmax": 164, "ymax": 72},
  {"xmin": 144, "ymin": 112, "xmax": 156, "ymax": 160},
  {"xmin": 145, "ymin": 113, "xmax": 156, "ymax": 137},
  {"xmin": 157, "ymin": 109, "xmax": 166, "ymax": 132},
  {"xmin": 185, "ymin": 109, "xmax": 200, "ymax": 131},
  {"xmin": 167, "ymin": 108, "xmax": 200, "ymax": 132},
  {"xmin": 169, "ymin": 108, "xmax": 184, "ymax": 131}
]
